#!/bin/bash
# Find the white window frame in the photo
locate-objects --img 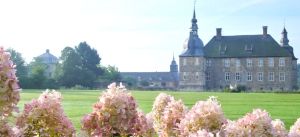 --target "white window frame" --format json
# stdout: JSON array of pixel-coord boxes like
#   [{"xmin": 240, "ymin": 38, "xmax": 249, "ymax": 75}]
[
  {"xmin": 195, "ymin": 58, "xmax": 199, "ymax": 65},
  {"xmin": 247, "ymin": 72, "xmax": 252, "ymax": 81},
  {"xmin": 224, "ymin": 59, "xmax": 230, "ymax": 67},
  {"xmin": 258, "ymin": 72, "xmax": 263, "ymax": 81},
  {"xmin": 183, "ymin": 59, "xmax": 187, "ymax": 66},
  {"xmin": 183, "ymin": 72, "xmax": 187, "ymax": 80},
  {"xmin": 268, "ymin": 72, "xmax": 274, "ymax": 81},
  {"xmin": 258, "ymin": 58, "xmax": 264, "ymax": 67},
  {"xmin": 279, "ymin": 72, "xmax": 285, "ymax": 81},
  {"xmin": 279, "ymin": 58, "xmax": 285, "ymax": 67},
  {"xmin": 268, "ymin": 58, "xmax": 274, "ymax": 67},
  {"xmin": 236, "ymin": 59, "xmax": 240, "ymax": 68},
  {"xmin": 235, "ymin": 72, "xmax": 241, "ymax": 81},
  {"xmin": 206, "ymin": 59, "xmax": 211, "ymax": 67},
  {"xmin": 225, "ymin": 72, "xmax": 230, "ymax": 81},
  {"xmin": 247, "ymin": 59, "xmax": 252, "ymax": 67}
]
